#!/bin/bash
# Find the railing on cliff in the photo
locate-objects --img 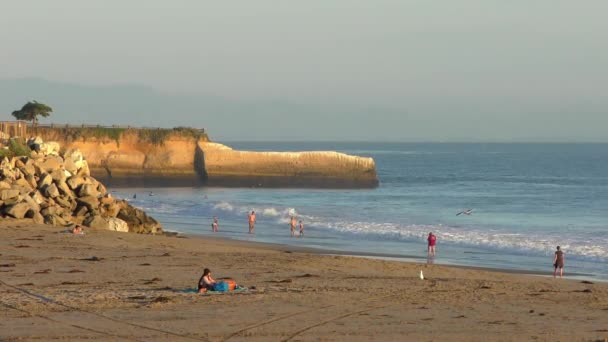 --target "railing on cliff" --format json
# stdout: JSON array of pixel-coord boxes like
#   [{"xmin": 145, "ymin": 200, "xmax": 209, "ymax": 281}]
[{"xmin": 0, "ymin": 121, "xmax": 28, "ymax": 138}]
